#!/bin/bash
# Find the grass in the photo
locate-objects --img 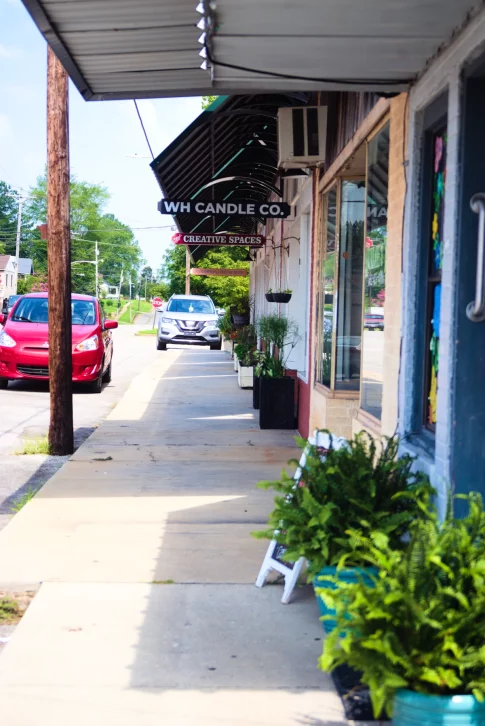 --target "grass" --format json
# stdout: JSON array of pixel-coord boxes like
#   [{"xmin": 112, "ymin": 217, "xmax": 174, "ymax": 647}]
[
  {"xmin": 151, "ymin": 579, "xmax": 175, "ymax": 585},
  {"xmin": 10, "ymin": 488, "xmax": 38, "ymax": 513},
  {"xmin": 135, "ymin": 300, "xmax": 154, "ymax": 313},
  {"xmin": 136, "ymin": 328, "xmax": 157, "ymax": 336},
  {"xmin": 118, "ymin": 300, "xmax": 155, "ymax": 325},
  {"xmin": 0, "ymin": 597, "xmax": 20, "ymax": 623},
  {"xmin": 15, "ymin": 437, "xmax": 50, "ymax": 455}
]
